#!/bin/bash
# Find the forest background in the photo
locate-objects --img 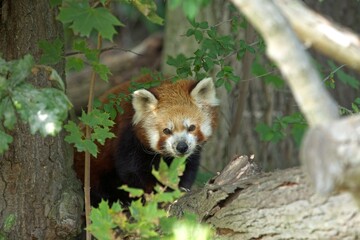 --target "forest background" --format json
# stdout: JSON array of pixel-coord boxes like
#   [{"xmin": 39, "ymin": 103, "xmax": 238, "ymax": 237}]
[{"xmin": 1, "ymin": 0, "xmax": 360, "ymax": 239}]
